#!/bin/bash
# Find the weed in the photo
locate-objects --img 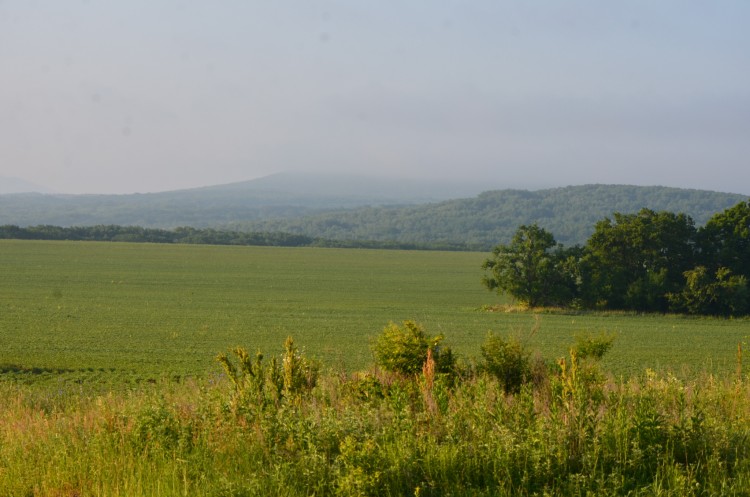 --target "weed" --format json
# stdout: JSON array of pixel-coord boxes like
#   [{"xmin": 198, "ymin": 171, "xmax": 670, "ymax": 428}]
[
  {"xmin": 371, "ymin": 321, "xmax": 454, "ymax": 377},
  {"xmin": 479, "ymin": 332, "xmax": 530, "ymax": 394}
]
